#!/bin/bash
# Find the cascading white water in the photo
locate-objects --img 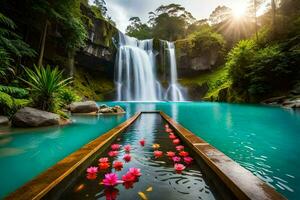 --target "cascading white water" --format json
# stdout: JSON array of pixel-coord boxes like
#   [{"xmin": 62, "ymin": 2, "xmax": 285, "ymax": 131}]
[
  {"xmin": 164, "ymin": 41, "xmax": 185, "ymax": 101},
  {"xmin": 115, "ymin": 32, "xmax": 159, "ymax": 101},
  {"xmin": 115, "ymin": 32, "xmax": 185, "ymax": 101}
]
